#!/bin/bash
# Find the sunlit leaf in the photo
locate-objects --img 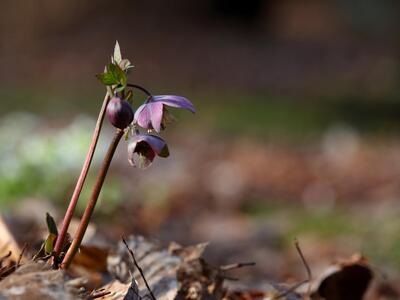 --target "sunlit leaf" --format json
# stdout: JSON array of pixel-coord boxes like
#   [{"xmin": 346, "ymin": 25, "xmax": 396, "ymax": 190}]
[
  {"xmin": 44, "ymin": 233, "xmax": 57, "ymax": 255},
  {"xmin": 96, "ymin": 72, "xmax": 119, "ymax": 86}
]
